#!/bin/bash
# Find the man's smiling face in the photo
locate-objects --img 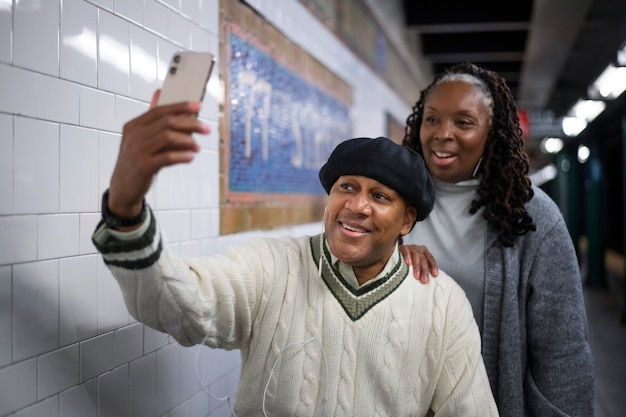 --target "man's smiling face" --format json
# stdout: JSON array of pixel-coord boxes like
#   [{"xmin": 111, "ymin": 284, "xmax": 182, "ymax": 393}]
[{"xmin": 324, "ymin": 175, "xmax": 416, "ymax": 281}]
